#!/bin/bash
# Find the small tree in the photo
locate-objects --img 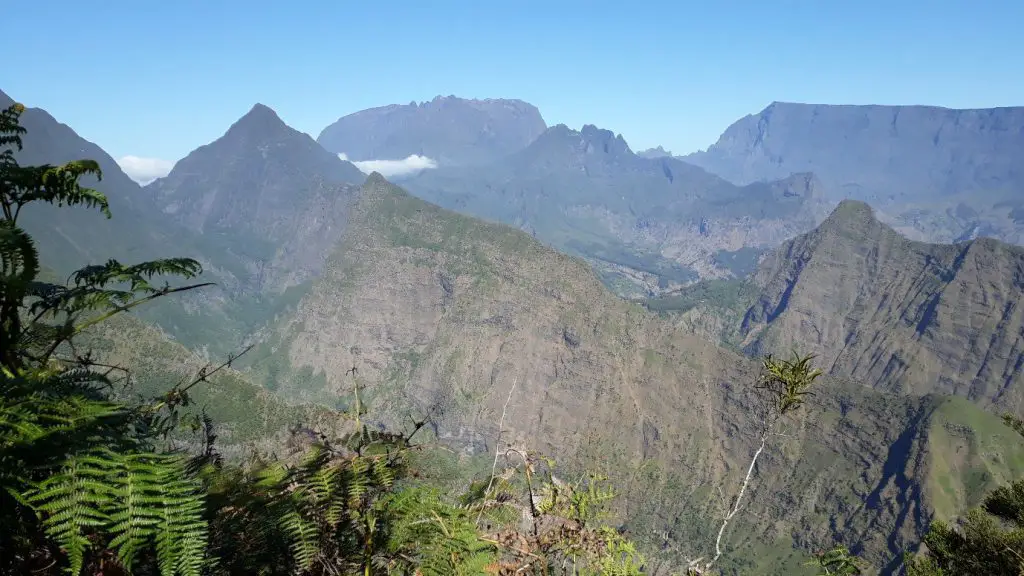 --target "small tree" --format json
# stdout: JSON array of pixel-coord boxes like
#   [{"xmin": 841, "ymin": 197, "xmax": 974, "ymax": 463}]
[{"xmin": 687, "ymin": 351, "xmax": 823, "ymax": 575}]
